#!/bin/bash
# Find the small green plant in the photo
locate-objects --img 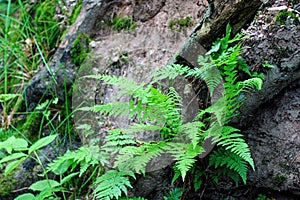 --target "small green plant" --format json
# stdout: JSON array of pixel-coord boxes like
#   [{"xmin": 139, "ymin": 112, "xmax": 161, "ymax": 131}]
[
  {"xmin": 168, "ymin": 17, "xmax": 193, "ymax": 32},
  {"xmin": 93, "ymin": 170, "xmax": 135, "ymax": 199},
  {"xmin": 76, "ymin": 24, "xmax": 262, "ymax": 199},
  {"xmin": 0, "ymin": 128, "xmax": 18, "ymax": 142},
  {"xmin": 0, "ymin": 0, "xmax": 77, "ymax": 129},
  {"xmin": 109, "ymin": 16, "xmax": 137, "ymax": 32},
  {"xmin": 71, "ymin": 33, "xmax": 91, "ymax": 66},
  {"xmin": 163, "ymin": 188, "xmax": 183, "ymax": 200},
  {"xmin": 0, "ymin": 134, "xmax": 57, "ymax": 175},
  {"xmin": 257, "ymin": 194, "xmax": 272, "ymax": 200},
  {"xmin": 275, "ymin": 10, "xmax": 297, "ymax": 25}
]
